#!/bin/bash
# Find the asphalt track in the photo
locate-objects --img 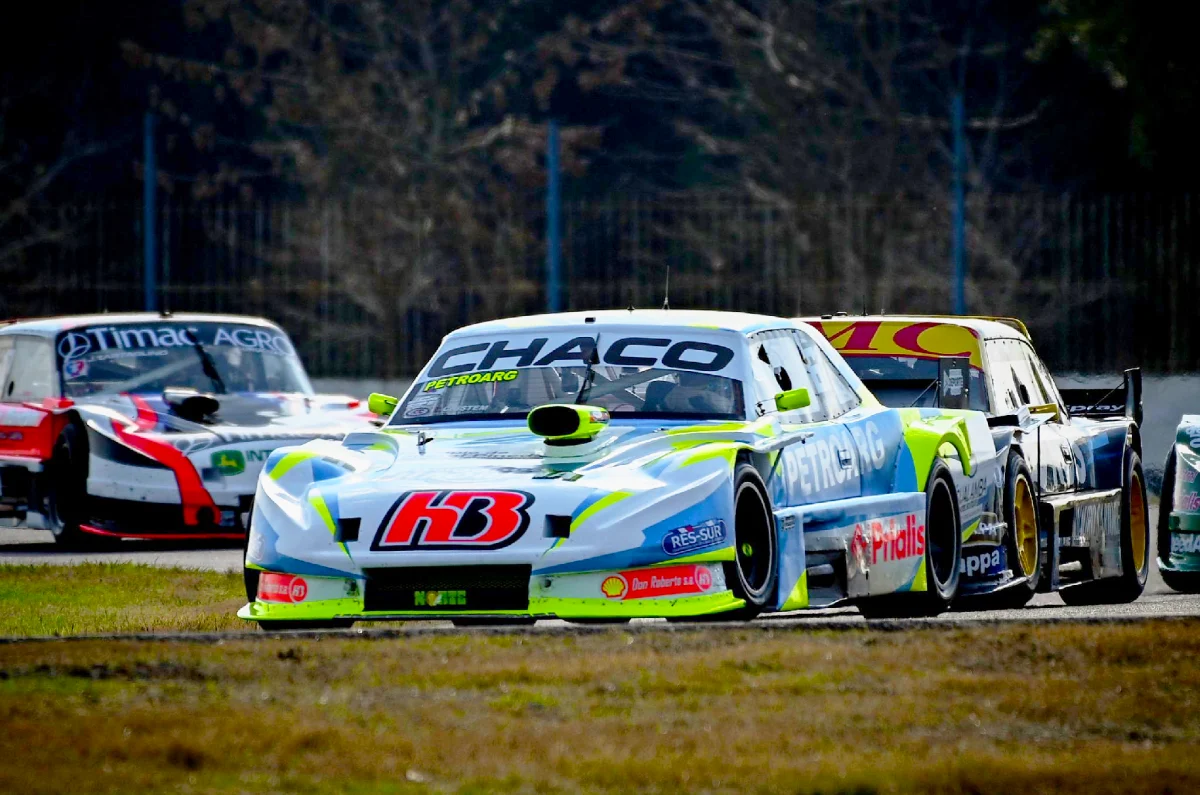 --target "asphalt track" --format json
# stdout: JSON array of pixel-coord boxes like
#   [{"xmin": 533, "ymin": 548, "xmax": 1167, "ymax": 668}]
[{"xmin": 3, "ymin": 503, "xmax": 1199, "ymax": 635}]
